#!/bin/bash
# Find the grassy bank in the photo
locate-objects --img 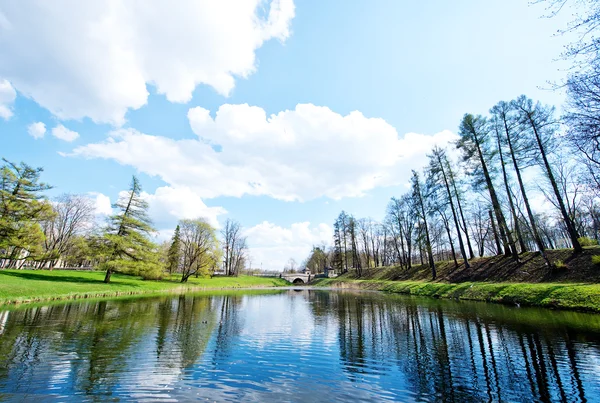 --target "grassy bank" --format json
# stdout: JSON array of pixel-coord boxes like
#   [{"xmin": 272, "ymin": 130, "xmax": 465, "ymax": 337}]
[
  {"xmin": 312, "ymin": 278, "xmax": 600, "ymax": 312},
  {"xmin": 0, "ymin": 270, "xmax": 288, "ymax": 306}
]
